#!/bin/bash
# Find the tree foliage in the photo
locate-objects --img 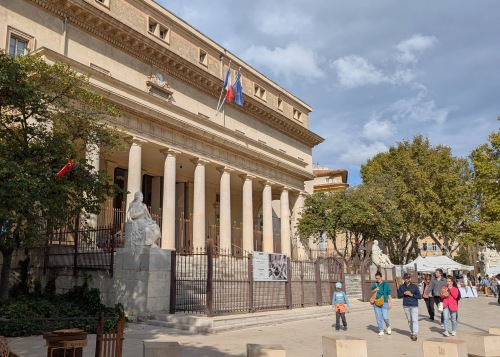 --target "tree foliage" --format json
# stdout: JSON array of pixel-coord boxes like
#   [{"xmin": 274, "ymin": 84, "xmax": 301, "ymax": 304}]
[
  {"xmin": 469, "ymin": 117, "xmax": 500, "ymax": 249},
  {"xmin": 0, "ymin": 52, "xmax": 127, "ymax": 300},
  {"xmin": 361, "ymin": 135, "xmax": 472, "ymax": 262}
]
